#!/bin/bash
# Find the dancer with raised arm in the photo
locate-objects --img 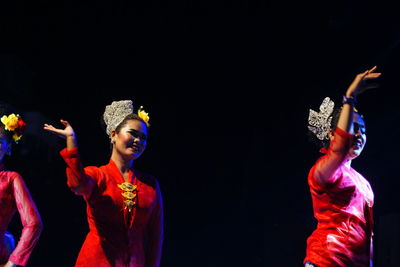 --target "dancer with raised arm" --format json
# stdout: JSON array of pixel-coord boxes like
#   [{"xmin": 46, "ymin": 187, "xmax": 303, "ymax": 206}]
[
  {"xmin": 304, "ymin": 67, "xmax": 381, "ymax": 267},
  {"xmin": 44, "ymin": 100, "xmax": 163, "ymax": 267}
]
